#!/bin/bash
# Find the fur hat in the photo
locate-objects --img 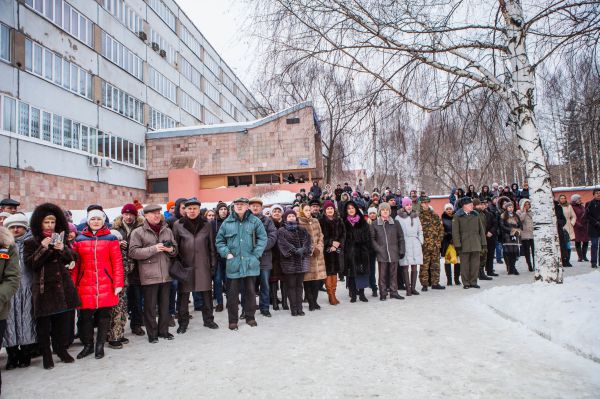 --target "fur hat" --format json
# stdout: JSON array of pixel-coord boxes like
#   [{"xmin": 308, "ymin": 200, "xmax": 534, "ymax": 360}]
[
  {"xmin": 401, "ymin": 197, "xmax": 412, "ymax": 208},
  {"xmin": 271, "ymin": 204, "xmax": 283, "ymax": 213},
  {"xmin": 497, "ymin": 196, "xmax": 512, "ymax": 211},
  {"xmin": 377, "ymin": 202, "xmax": 391, "ymax": 216},
  {"xmin": 283, "ymin": 209, "xmax": 297, "ymax": 222},
  {"xmin": 3, "ymin": 213, "xmax": 29, "ymax": 229},
  {"xmin": 30, "ymin": 203, "xmax": 69, "ymax": 239}
]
